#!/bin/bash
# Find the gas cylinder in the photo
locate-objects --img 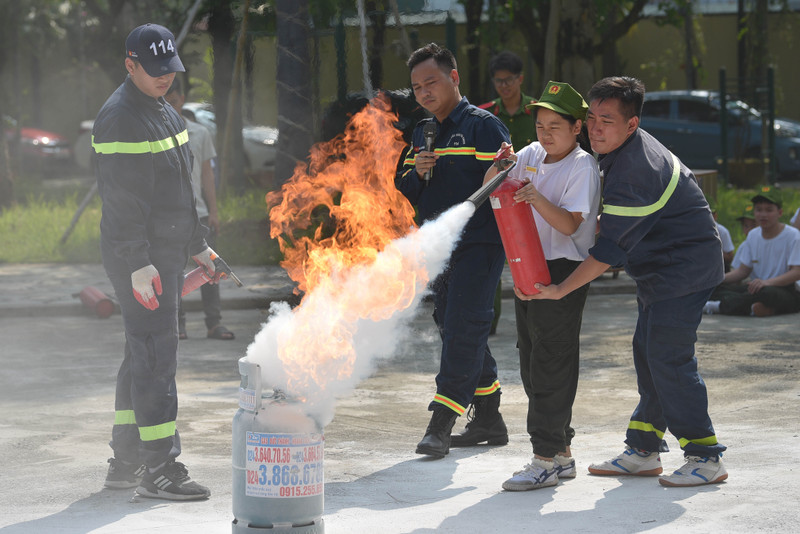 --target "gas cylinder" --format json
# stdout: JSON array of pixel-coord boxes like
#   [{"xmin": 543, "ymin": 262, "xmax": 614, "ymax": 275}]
[
  {"xmin": 232, "ymin": 357, "xmax": 325, "ymax": 533},
  {"xmin": 77, "ymin": 286, "xmax": 115, "ymax": 319},
  {"xmin": 489, "ymin": 175, "xmax": 551, "ymax": 295}
]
